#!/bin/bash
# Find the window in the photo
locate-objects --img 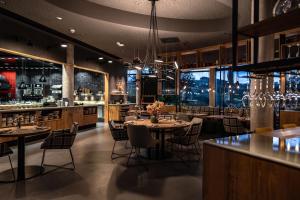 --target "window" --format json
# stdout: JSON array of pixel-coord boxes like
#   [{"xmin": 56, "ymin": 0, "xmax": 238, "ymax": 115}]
[
  {"xmin": 127, "ymin": 69, "xmax": 136, "ymax": 103},
  {"xmin": 215, "ymin": 69, "xmax": 250, "ymax": 108},
  {"xmin": 180, "ymin": 70, "xmax": 209, "ymax": 106}
]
